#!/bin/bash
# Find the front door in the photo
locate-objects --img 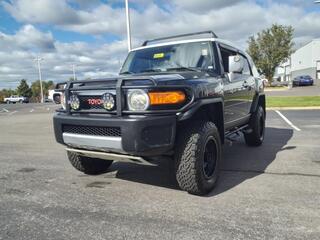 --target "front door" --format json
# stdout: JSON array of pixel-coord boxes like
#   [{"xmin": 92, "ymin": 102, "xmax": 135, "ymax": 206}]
[{"xmin": 223, "ymin": 73, "xmax": 251, "ymax": 125}]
